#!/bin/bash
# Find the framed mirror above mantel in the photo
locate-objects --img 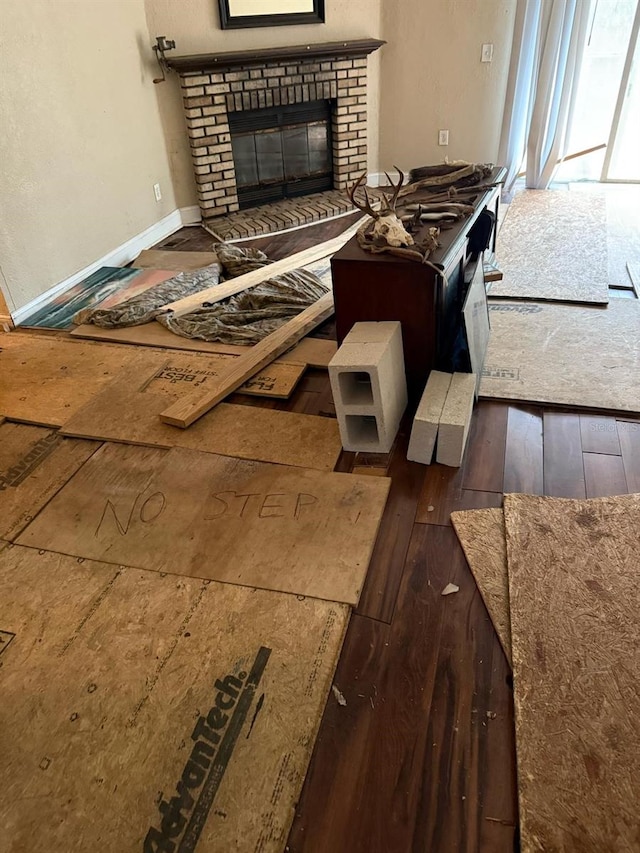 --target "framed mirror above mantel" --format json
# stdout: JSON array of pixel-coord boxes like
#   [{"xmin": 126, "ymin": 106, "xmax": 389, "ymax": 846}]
[{"xmin": 218, "ymin": 0, "xmax": 325, "ymax": 30}]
